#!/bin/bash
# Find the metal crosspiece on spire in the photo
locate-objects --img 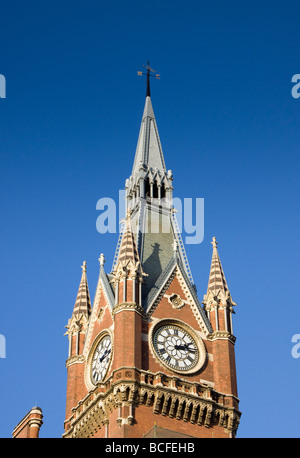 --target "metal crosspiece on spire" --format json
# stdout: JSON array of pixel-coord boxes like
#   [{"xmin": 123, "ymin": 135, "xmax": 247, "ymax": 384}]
[{"xmin": 137, "ymin": 60, "xmax": 160, "ymax": 97}]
